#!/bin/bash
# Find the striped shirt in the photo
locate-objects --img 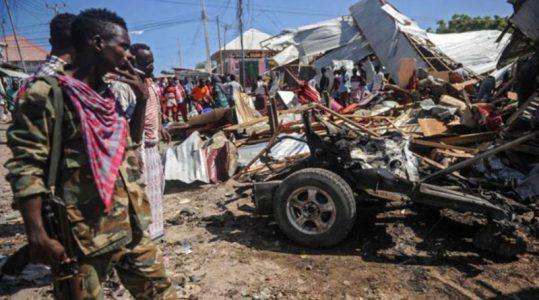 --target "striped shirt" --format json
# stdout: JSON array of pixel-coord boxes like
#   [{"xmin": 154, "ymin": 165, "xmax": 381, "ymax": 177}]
[{"xmin": 144, "ymin": 79, "xmax": 161, "ymax": 144}]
